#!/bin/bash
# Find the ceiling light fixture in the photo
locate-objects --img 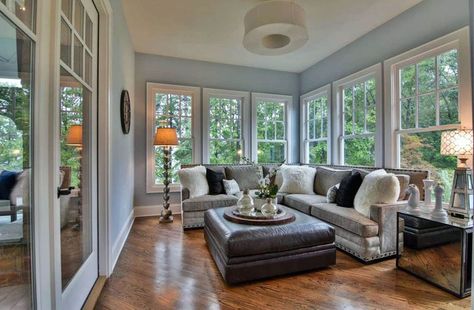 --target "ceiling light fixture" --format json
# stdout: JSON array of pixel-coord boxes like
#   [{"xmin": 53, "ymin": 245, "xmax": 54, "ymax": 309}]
[{"xmin": 243, "ymin": 0, "xmax": 308, "ymax": 56}]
